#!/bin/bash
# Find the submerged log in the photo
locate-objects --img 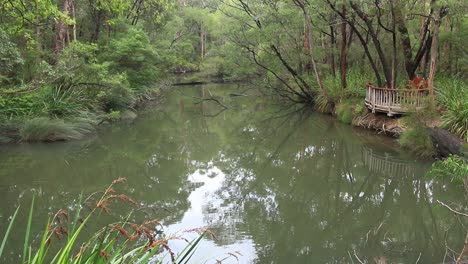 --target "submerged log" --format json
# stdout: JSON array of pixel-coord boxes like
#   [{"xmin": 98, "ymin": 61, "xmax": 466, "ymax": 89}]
[{"xmin": 427, "ymin": 127, "xmax": 467, "ymax": 158}]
